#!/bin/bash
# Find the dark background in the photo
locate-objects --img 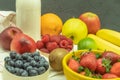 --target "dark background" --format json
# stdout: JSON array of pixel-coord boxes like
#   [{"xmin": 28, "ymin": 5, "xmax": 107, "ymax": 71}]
[{"xmin": 0, "ymin": 0, "xmax": 120, "ymax": 31}]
